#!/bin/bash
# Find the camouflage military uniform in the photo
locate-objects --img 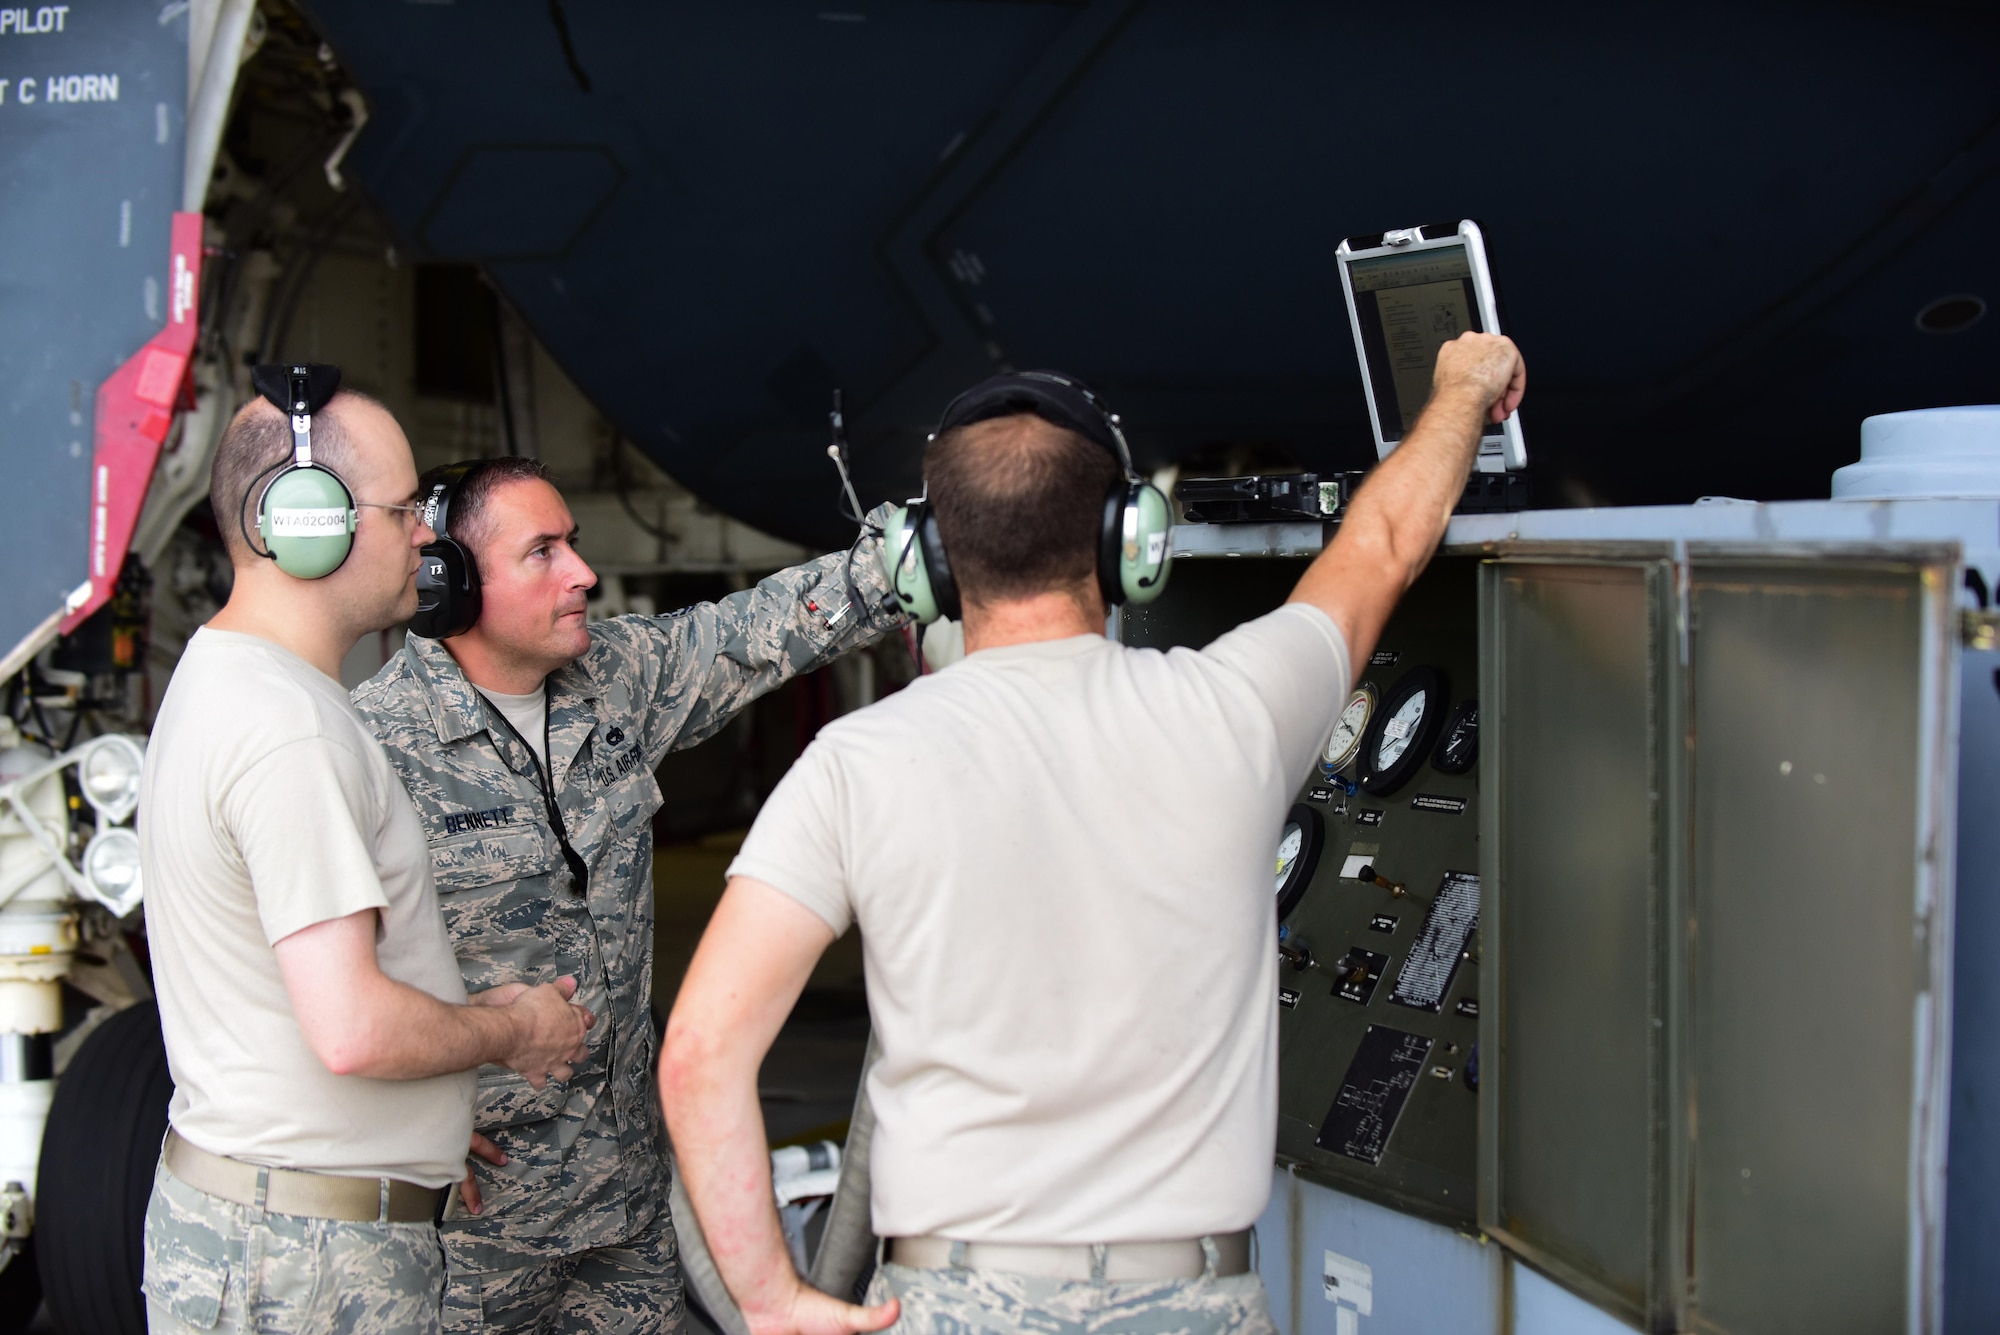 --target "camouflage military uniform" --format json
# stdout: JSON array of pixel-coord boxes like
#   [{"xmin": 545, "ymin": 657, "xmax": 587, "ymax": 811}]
[
  {"xmin": 142, "ymin": 1161, "xmax": 445, "ymax": 1334},
  {"xmin": 865, "ymin": 1262, "xmax": 1277, "ymax": 1335},
  {"xmin": 352, "ymin": 531, "xmax": 903, "ymax": 1334}
]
